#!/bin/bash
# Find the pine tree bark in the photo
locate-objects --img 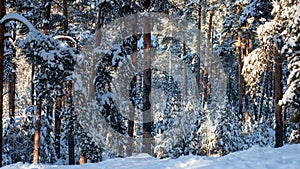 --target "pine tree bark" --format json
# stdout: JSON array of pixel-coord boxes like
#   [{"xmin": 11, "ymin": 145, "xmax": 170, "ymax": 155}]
[
  {"xmin": 142, "ymin": 0, "xmax": 153, "ymax": 155},
  {"xmin": 237, "ymin": 31, "xmax": 243, "ymax": 118},
  {"xmin": 127, "ymin": 0, "xmax": 137, "ymax": 156},
  {"xmin": 8, "ymin": 63, "xmax": 16, "ymax": 122},
  {"xmin": 66, "ymin": 81, "xmax": 75, "ymax": 165},
  {"xmin": 0, "ymin": 0, "xmax": 6, "ymax": 167},
  {"xmin": 63, "ymin": 0, "xmax": 68, "ymax": 35},
  {"xmin": 55, "ymin": 97, "xmax": 61, "ymax": 158},
  {"xmin": 31, "ymin": 60, "xmax": 35, "ymax": 115},
  {"xmin": 34, "ymin": 1, "xmax": 52, "ymax": 163},
  {"xmin": 43, "ymin": 0, "xmax": 52, "ymax": 35},
  {"xmin": 274, "ymin": 47, "xmax": 283, "ymax": 148},
  {"xmin": 202, "ymin": 10, "xmax": 214, "ymax": 108},
  {"xmin": 196, "ymin": 6, "xmax": 201, "ymax": 99},
  {"xmin": 242, "ymin": 36, "xmax": 249, "ymax": 122},
  {"xmin": 183, "ymin": 41, "xmax": 188, "ymax": 97},
  {"xmin": 33, "ymin": 99, "xmax": 42, "ymax": 164},
  {"xmin": 89, "ymin": 7, "xmax": 103, "ymax": 100}
]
